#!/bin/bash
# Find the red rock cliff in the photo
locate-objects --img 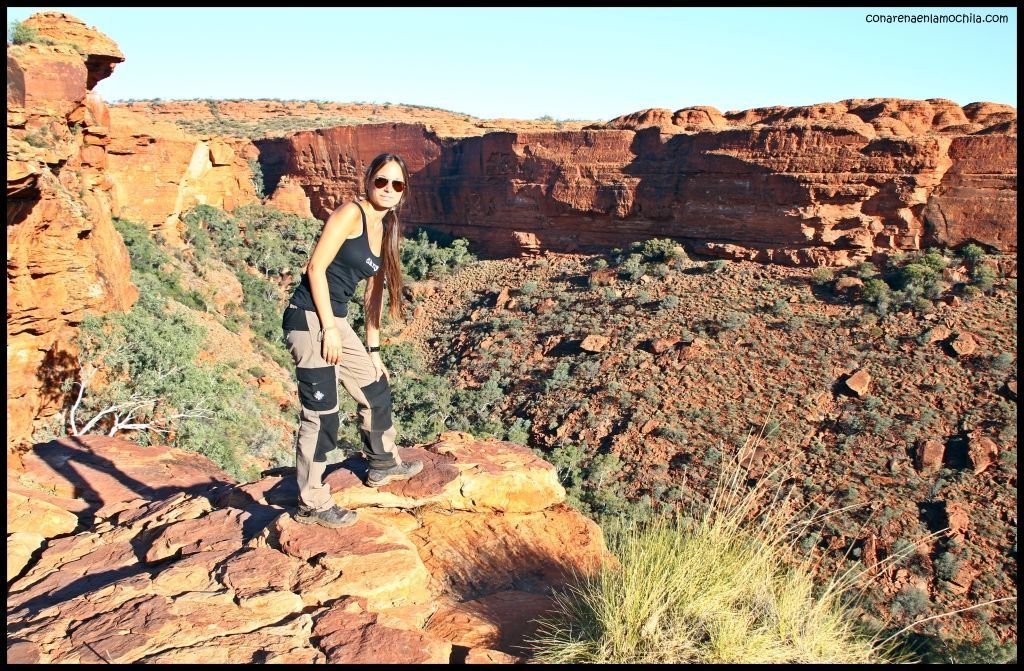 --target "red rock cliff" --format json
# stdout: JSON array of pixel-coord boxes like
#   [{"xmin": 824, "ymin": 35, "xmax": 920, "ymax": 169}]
[
  {"xmin": 7, "ymin": 13, "xmax": 137, "ymax": 453},
  {"xmin": 266, "ymin": 99, "xmax": 1015, "ymax": 266}
]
